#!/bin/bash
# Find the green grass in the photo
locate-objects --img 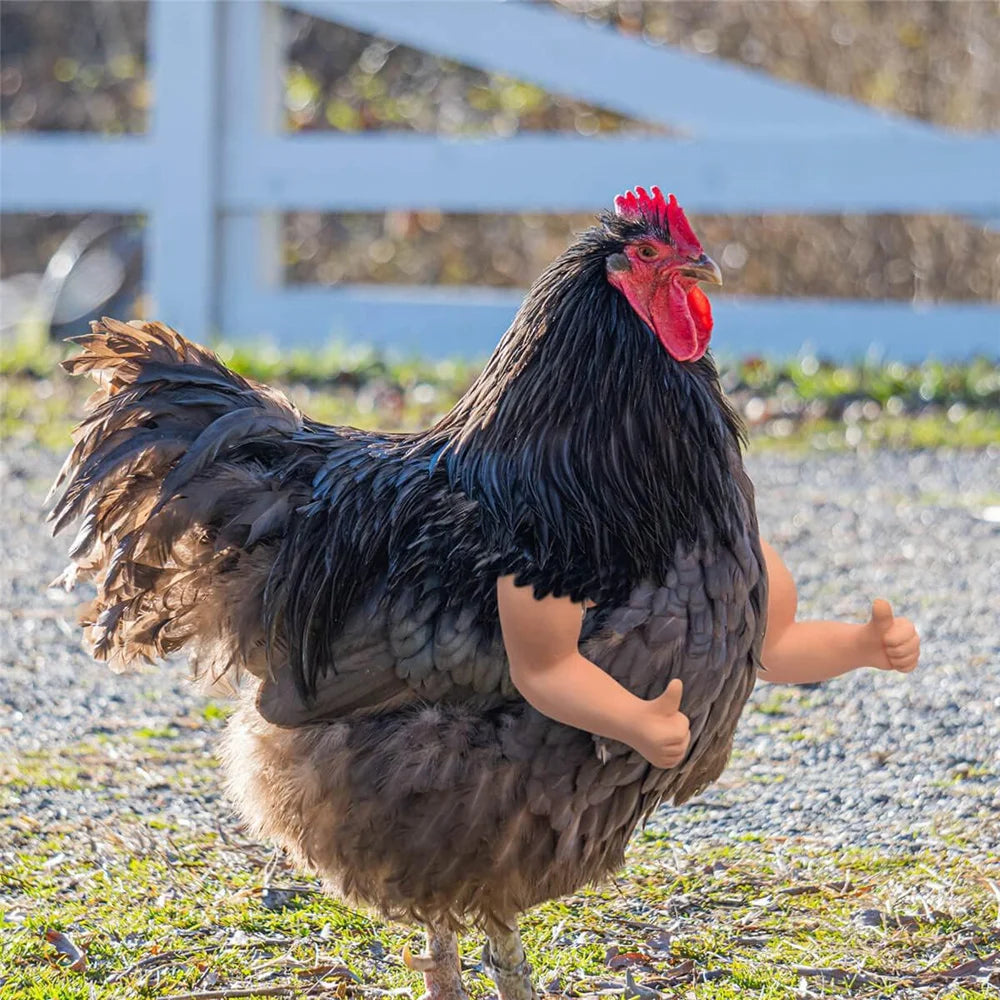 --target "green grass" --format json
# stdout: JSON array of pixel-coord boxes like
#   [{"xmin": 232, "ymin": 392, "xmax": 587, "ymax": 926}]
[
  {"xmin": 2, "ymin": 337, "xmax": 998, "ymax": 455},
  {"xmin": 1, "ymin": 731, "xmax": 996, "ymax": 998},
  {"xmin": 748, "ymin": 410, "xmax": 1000, "ymax": 451},
  {"xmin": 723, "ymin": 354, "xmax": 1000, "ymax": 410},
  {"xmin": 2, "ymin": 804, "xmax": 995, "ymax": 996}
]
